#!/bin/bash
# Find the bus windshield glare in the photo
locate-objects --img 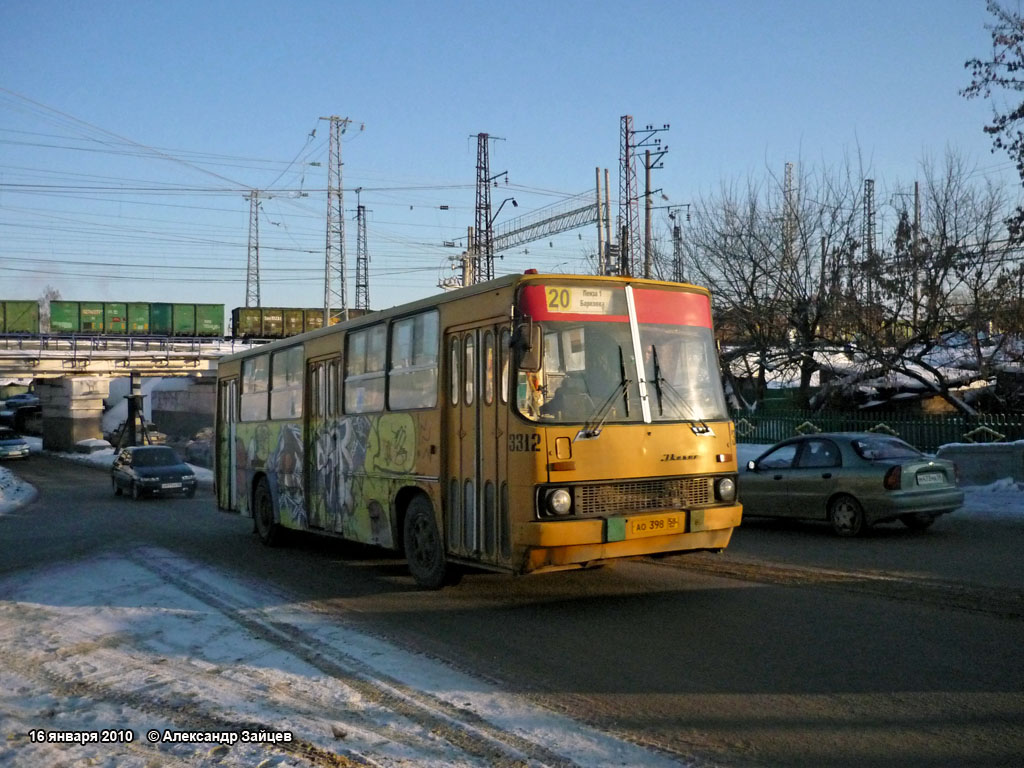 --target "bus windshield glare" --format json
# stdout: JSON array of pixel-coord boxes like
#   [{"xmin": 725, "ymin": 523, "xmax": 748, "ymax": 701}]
[{"xmin": 515, "ymin": 283, "xmax": 729, "ymax": 425}]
